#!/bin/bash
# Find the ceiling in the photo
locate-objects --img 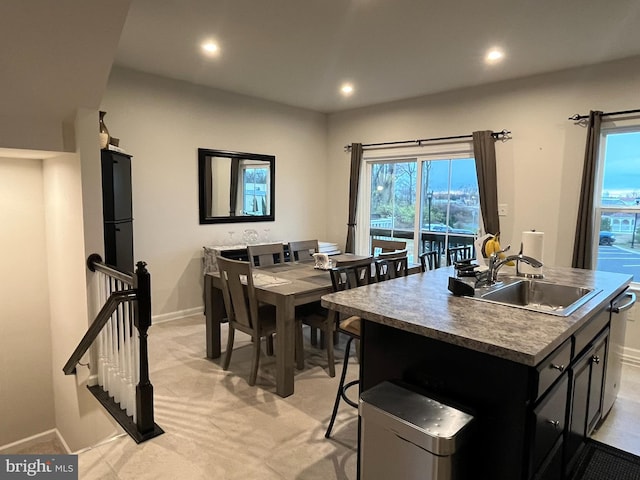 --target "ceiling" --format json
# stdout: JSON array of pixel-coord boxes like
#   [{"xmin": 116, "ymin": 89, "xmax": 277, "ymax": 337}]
[
  {"xmin": 0, "ymin": 0, "xmax": 130, "ymax": 124},
  {"xmin": 115, "ymin": 0, "xmax": 640, "ymax": 113}
]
